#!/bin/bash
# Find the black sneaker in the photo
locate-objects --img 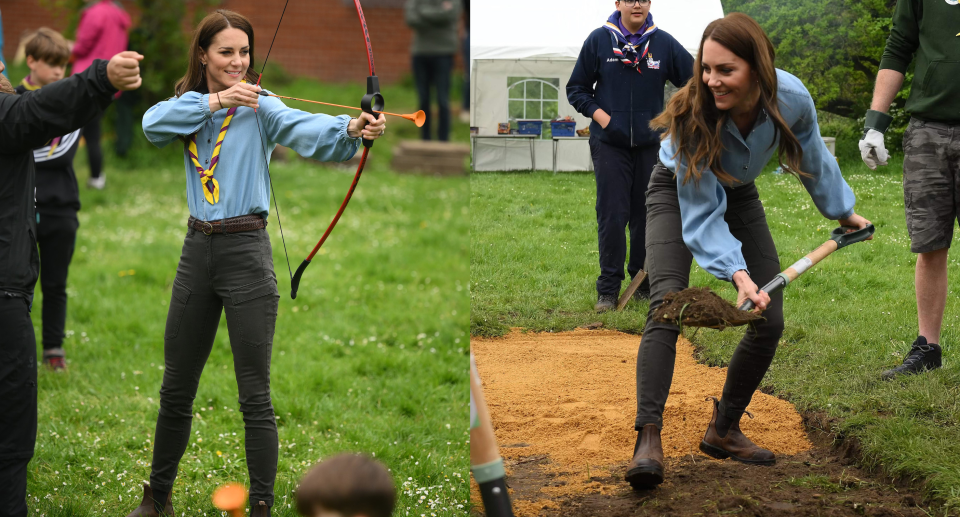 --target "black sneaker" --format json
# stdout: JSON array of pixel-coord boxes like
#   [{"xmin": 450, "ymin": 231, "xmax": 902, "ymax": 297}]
[
  {"xmin": 882, "ymin": 336, "xmax": 942, "ymax": 380},
  {"xmin": 594, "ymin": 294, "xmax": 617, "ymax": 312}
]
